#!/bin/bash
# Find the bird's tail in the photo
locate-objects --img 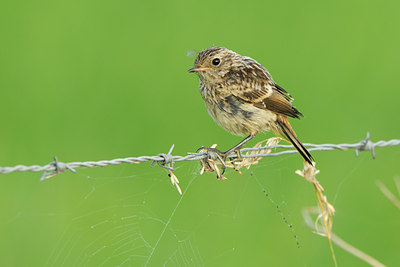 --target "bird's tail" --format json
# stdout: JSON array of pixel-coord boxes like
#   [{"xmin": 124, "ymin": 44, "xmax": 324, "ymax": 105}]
[{"xmin": 275, "ymin": 115, "xmax": 314, "ymax": 165}]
